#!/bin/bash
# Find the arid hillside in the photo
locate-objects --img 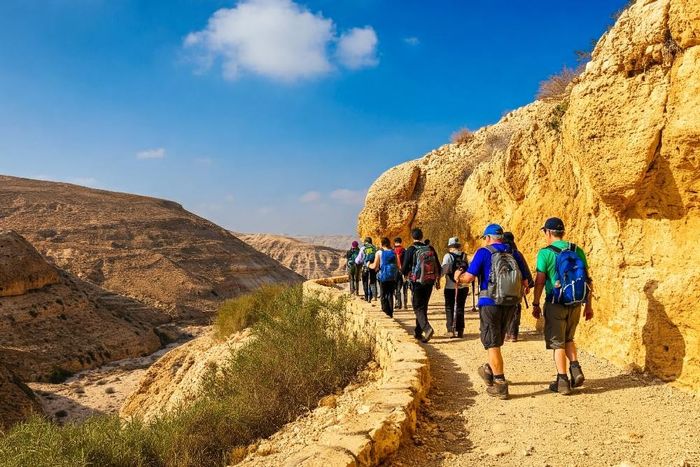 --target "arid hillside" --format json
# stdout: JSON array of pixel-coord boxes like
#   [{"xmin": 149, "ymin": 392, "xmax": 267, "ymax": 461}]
[
  {"xmin": 0, "ymin": 176, "xmax": 303, "ymax": 318},
  {"xmin": 239, "ymin": 233, "xmax": 347, "ymax": 279},
  {"xmin": 0, "ymin": 231, "xmax": 168, "ymax": 382},
  {"xmin": 359, "ymin": 0, "xmax": 700, "ymax": 390},
  {"xmin": 0, "ymin": 363, "xmax": 42, "ymax": 430},
  {"xmin": 292, "ymin": 235, "xmax": 358, "ymax": 252}
]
